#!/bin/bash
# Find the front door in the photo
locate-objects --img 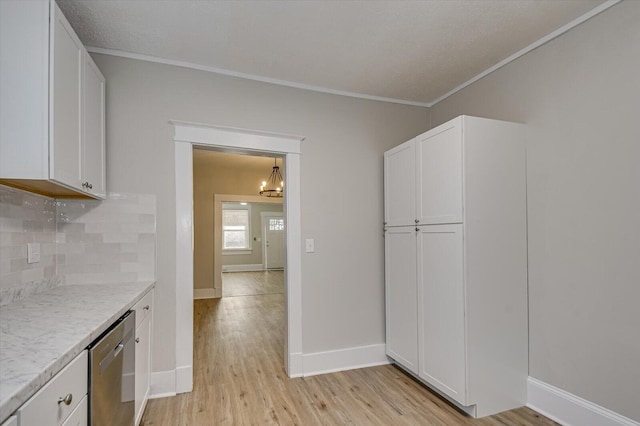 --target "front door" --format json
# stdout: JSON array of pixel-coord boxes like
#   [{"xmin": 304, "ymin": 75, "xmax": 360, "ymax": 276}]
[{"xmin": 263, "ymin": 213, "xmax": 285, "ymax": 269}]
